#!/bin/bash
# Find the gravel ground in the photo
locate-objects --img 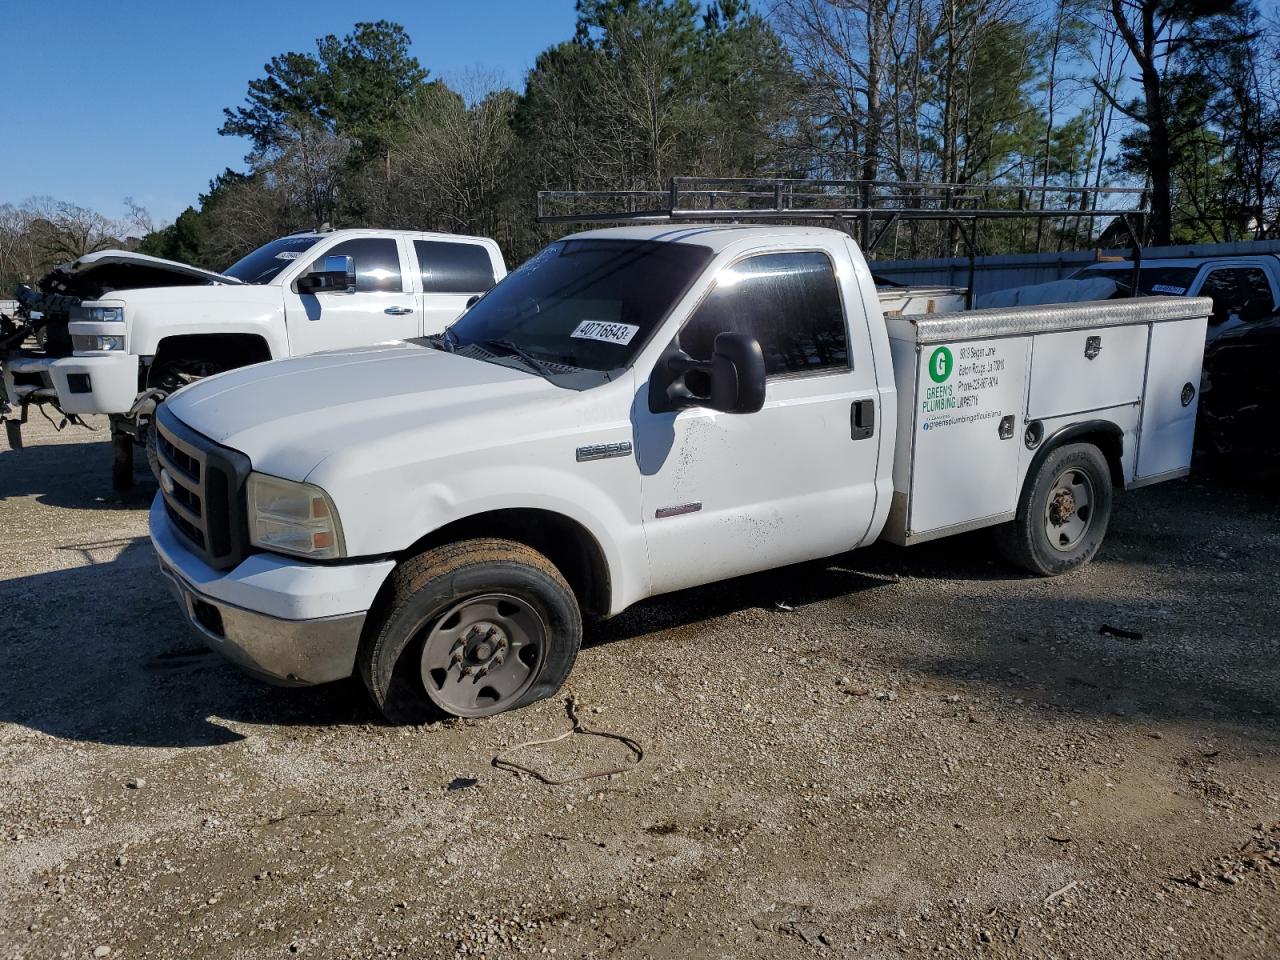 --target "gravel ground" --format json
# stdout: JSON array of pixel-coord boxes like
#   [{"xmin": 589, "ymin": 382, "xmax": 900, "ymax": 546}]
[{"xmin": 1, "ymin": 414, "xmax": 1278, "ymax": 960}]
